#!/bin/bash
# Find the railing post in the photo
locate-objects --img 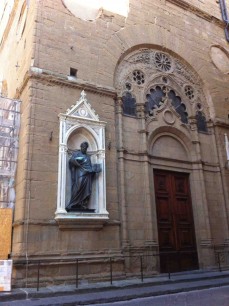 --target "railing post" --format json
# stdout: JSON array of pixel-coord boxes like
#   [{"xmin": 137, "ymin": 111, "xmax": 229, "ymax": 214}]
[
  {"xmin": 140, "ymin": 256, "xmax": 143, "ymax": 282},
  {"xmin": 76, "ymin": 259, "xmax": 79, "ymax": 288},
  {"xmin": 37, "ymin": 261, "xmax": 40, "ymax": 291},
  {"xmin": 110, "ymin": 257, "xmax": 113, "ymax": 285},
  {"xmin": 167, "ymin": 255, "xmax": 171, "ymax": 280},
  {"xmin": 217, "ymin": 252, "xmax": 222, "ymax": 272},
  {"xmin": 177, "ymin": 251, "xmax": 181, "ymax": 272}
]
